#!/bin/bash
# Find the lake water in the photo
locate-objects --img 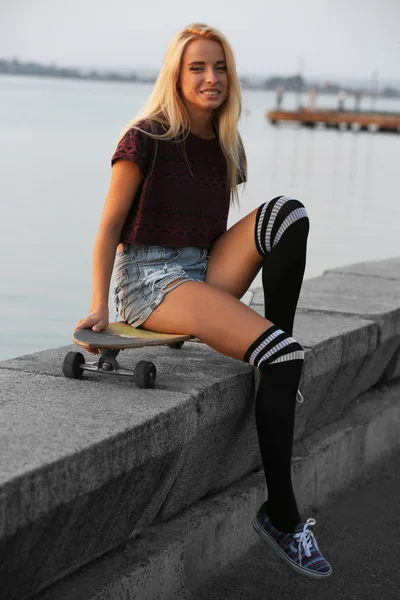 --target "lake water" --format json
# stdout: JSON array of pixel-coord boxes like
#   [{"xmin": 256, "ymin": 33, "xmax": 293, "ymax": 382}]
[{"xmin": 1, "ymin": 75, "xmax": 399, "ymax": 361}]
